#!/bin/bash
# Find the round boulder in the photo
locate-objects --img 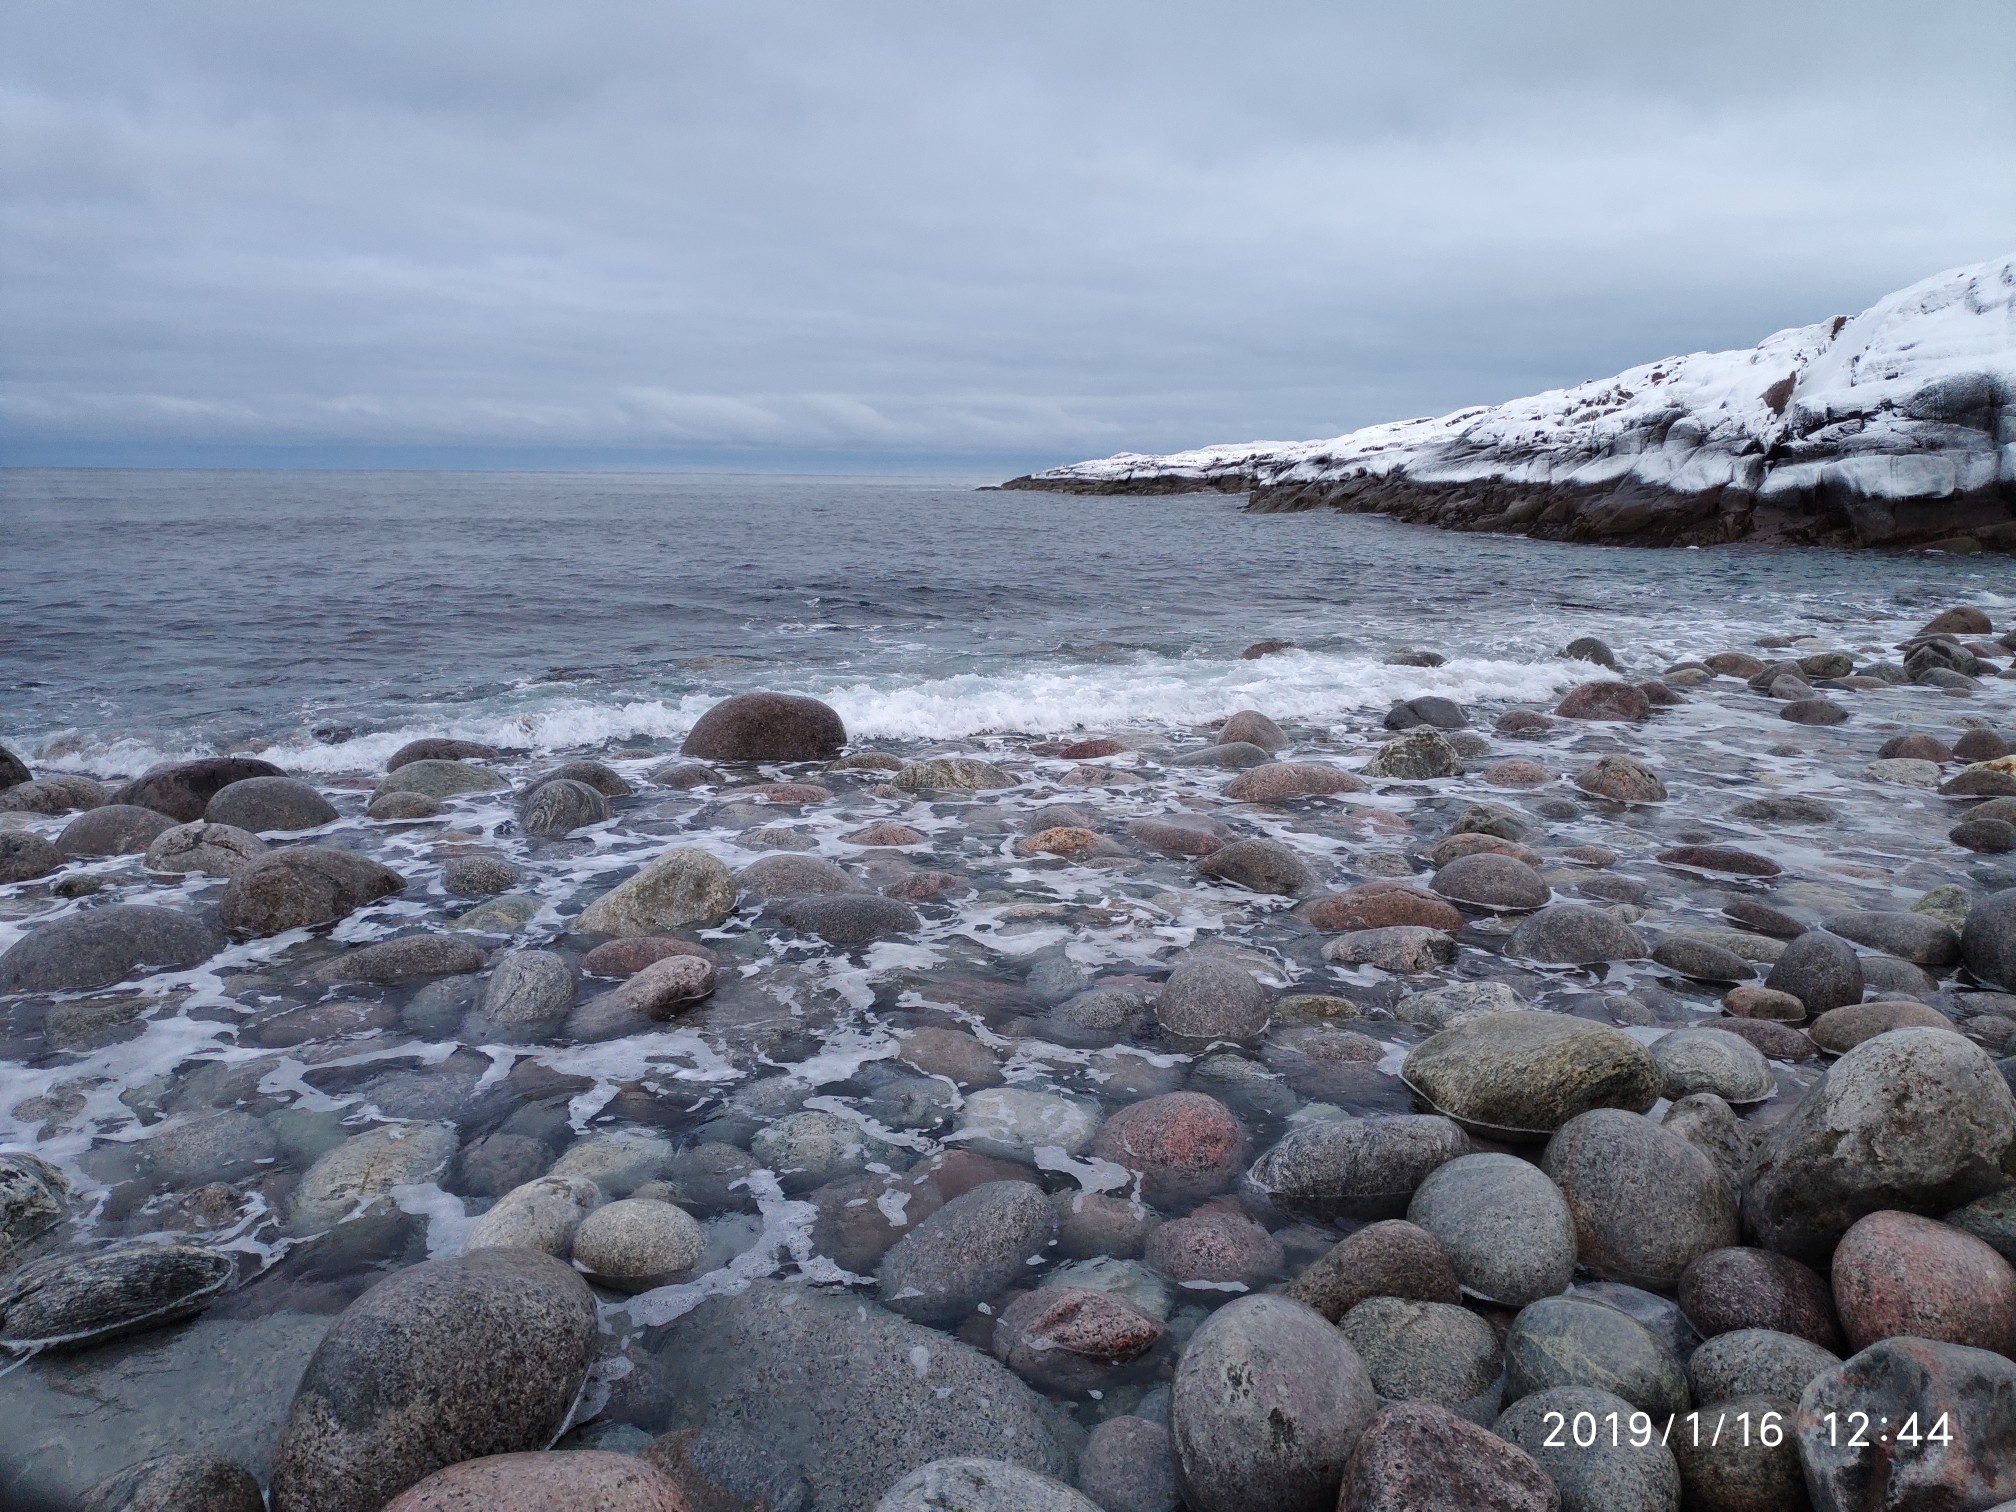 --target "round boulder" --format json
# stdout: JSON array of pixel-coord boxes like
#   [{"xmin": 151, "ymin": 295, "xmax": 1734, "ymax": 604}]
[
  {"xmin": 1542, "ymin": 1109, "xmax": 1740, "ymax": 1292},
  {"xmin": 877, "ymin": 1180, "xmax": 1057, "ymax": 1324},
  {"xmin": 1407, "ymin": 1151, "xmax": 1577, "ymax": 1307},
  {"xmin": 77, "ymin": 1454, "xmax": 265, "ymax": 1512},
  {"xmin": 680, "ymin": 692, "xmax": 846, "ymax": 763},
  {"xmin": 1285, "ymin": 1219, "xmax": 1460, "ymax": 1322},
  {"xmin": 217, "ymin": 847, "xmax": 404, "ymax": 936},
  {"xmin": 1342, "ymin": 1401, "xmax": 1557, "ymax": 1512},
  {"xmin": 0, "ymin": 904, "xmax": 223, "ymax": 993},
  {"xmin": 1155, "ymin": 955, "xmax": 1271, "ymax": 1044},
  {"xmin": 1963, "ymin": 886, "xmax": 2016, "ymax": 990},
  {"xmin": 1830, "ymin": 1208, "xmax": 2016, "ymax": 1355},
  {"xmin": 0, "ymin": 830, "xmax": 61, "ymax": 882},
  {"xmin": 1504, "ymin": 1295, "xmax": 1689, "ymax": 1419},
  {"xmin": 1247, "ymin": 1114, "xmax": 1469, "ymax": 1223},
  {"xmin": 1679, "ymin": 1247, "xmax": 1843, "ymax": 1350},
  {"xmin": 518, "ymin": 778, "xmax": 608, "ymax": 837},
  {"xmin": 1091, "ymin": 1092, "xmax": 1245, "ymax": 1205},
  {"xmin": 111, "ymin": 757, "xmax": 285, "ymax": 821},
  {"xmin": 1741, "ymin": 1028, "xmax": 2016, "ymax": 1264},
  {"xmin": 1431, "ymin": 852, "xmax": 1550, "ymax": 911},
  {"xmin": 1505, "ymin": 904, "xmax": 1648, "ymax": 965},
  {"xmin": 382, "ymin": 1452, "xmax": 685, "ymax": 1512},
  {"xmin": 55, "ymin": 804, "xmax": 177, "ymax": 857},
  {"xmin": 269, "ymin": 1249, "xmax": 598, "ymax": 1512},
  {"xmin": 576, "ymin": 848, "xmax": 736, "ymax": 937},
  {"xmin": 1762, "ymin": 931, "xmax": 1863, "ymax": 1014},
  {"xmin": 205, "ymin": 776, "xmax": 338, "ymax": 833},
  {"xmin": 1401, "ymin": 1011, "xmax": 1661, "ymax": 1140},
  {"xmin": 1170, "ymin": 1293, "xmax": 1378, "ymax": 1512},
  {"xmin": 1687, "ymin": 1329, "xmax": 1841, "ymax": 1404},
  {"xmin": 1649, "ymin": 1028, "xmax": 1774, "ymax": 1105}
]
